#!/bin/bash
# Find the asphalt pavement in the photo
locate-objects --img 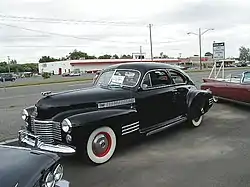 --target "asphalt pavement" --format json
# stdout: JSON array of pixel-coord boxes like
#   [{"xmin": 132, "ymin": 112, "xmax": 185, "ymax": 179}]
[{"xmin": 61, "ymin": 102, "xmax": 250, "ymax": 187}]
